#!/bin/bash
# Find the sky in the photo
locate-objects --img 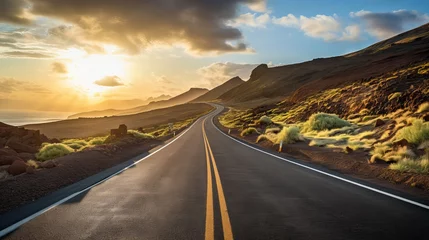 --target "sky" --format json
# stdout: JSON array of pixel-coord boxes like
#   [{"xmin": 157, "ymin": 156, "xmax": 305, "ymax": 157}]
[{"xmin": 0, "ymin": 0, "xmax": 428, "ymax": 112}]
